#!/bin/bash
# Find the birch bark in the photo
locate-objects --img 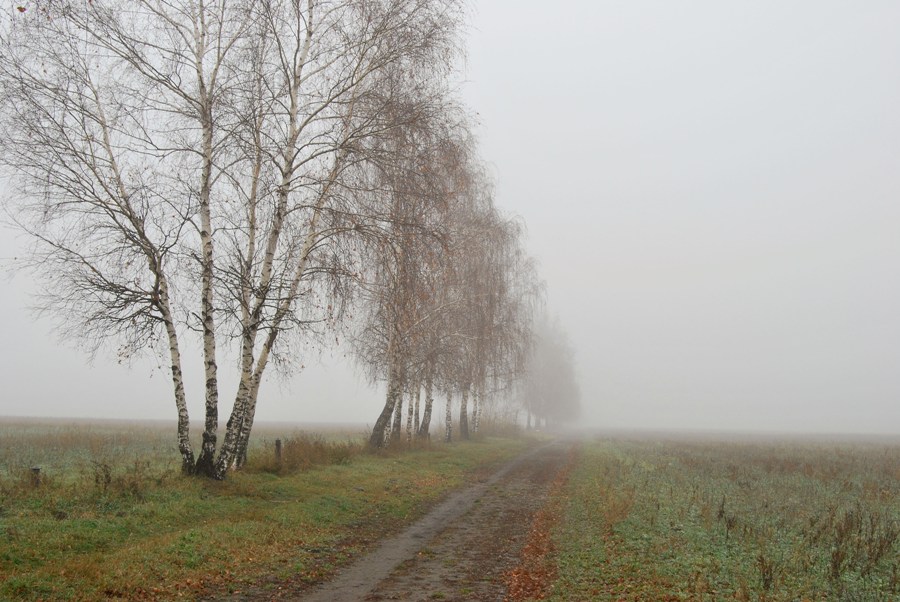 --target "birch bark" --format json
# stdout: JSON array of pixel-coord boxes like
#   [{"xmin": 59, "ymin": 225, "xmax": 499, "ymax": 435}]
[
  {"xmin": 444, "ymin": 392, "xmax": 453, "ymax": 443},
  {"xmin": 369, "ymin": 335, "xmax": 403, "ymax": 447},
  {"xmin": 157, "ymin": 279, "xmax": 195, "ymax": 474},
  {"xmin": 411, "ymin": 386, "xmax": 420, "ymax": 441},
  {"xmin": 459, "ymin": 383, "xmax": 470, "ymax": 440},
  {"xmin": 472, "ymin": 382, "xmax": 481, "ymax": 436},
  {"xmin": 390, "ymin": 394, "xmax": 403, "ymax": 443},
  {"xmin": 191, "ymin": 6, "xmax": 222, "ymax": 478},
  {"xmin": 418, "ymin": 366, "xmax": 434, "ymax": 438}
]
